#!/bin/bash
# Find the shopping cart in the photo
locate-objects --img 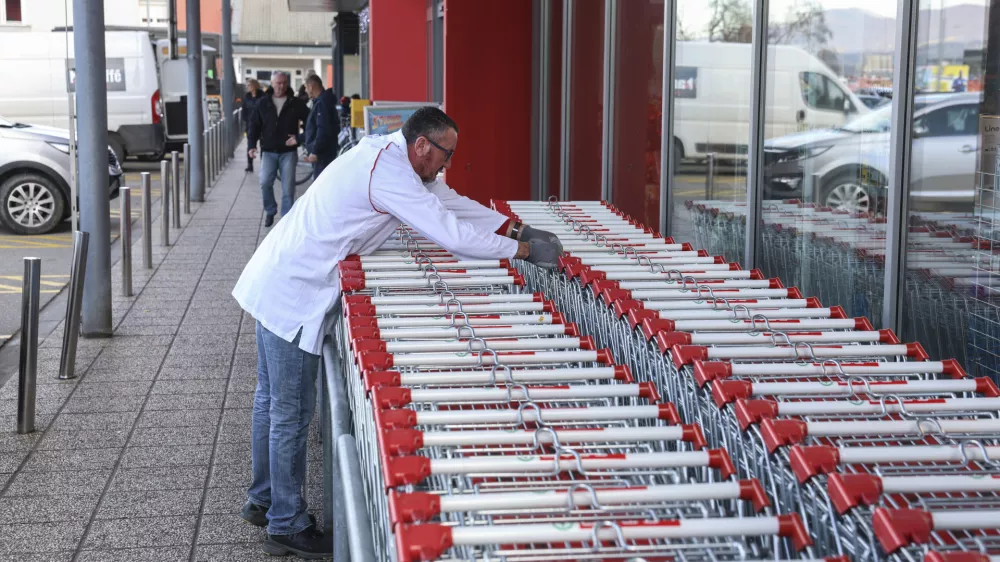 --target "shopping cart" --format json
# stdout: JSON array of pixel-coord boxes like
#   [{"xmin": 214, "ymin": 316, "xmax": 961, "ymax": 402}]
[{"xmin": 489, "ymin": 198, "xmax": 1000, "ymax": 562}]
